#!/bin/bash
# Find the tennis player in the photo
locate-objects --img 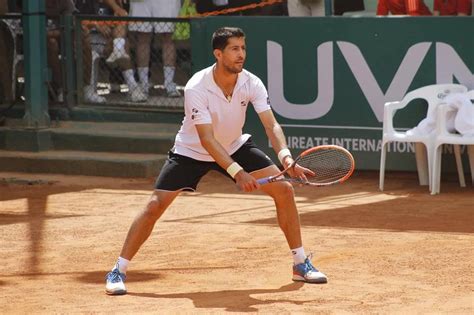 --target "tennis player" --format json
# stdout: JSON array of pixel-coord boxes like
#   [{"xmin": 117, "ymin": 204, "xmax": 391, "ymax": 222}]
[{"xmin": 105, "ymin": 27, "xmax": 327, "ymax": 295}]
